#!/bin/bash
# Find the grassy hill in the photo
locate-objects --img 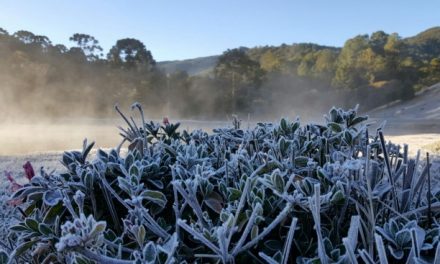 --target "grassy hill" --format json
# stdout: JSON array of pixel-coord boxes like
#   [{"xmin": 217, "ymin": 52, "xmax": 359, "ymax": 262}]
[{"xmin": 157, "ymin": 27, "xmax": 440, "ymax": 77}]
